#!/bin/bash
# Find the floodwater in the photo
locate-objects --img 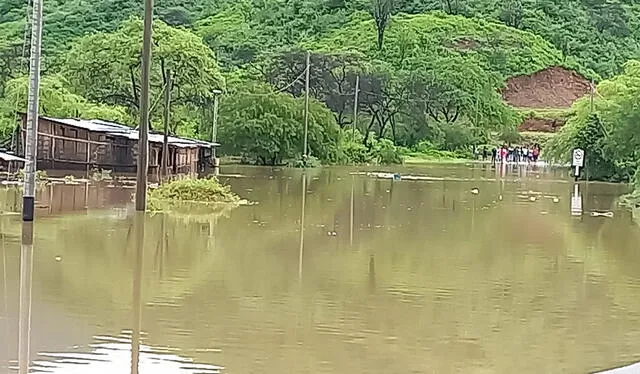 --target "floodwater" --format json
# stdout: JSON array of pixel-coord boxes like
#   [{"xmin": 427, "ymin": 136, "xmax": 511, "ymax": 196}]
[{"xmin": 1, "ymin": 163, "xmax": 640, "ymax": 374}]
